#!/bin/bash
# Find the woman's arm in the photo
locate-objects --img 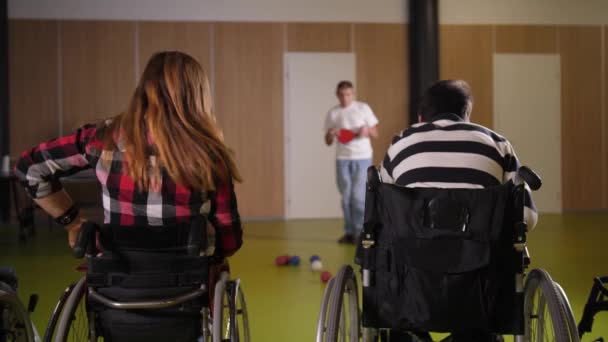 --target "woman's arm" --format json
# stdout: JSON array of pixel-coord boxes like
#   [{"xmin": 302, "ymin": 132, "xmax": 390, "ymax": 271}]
[
  {"xmin": 34, "ymin": 190, "xmax": 87, "ymax": 247},
  {"xmin": 207, "ymin": 178, "xmax": 243, "ymax": 257},
  {"xmin": 14, "ymin": 124, "xmax": 99, "ymax": 246}
]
